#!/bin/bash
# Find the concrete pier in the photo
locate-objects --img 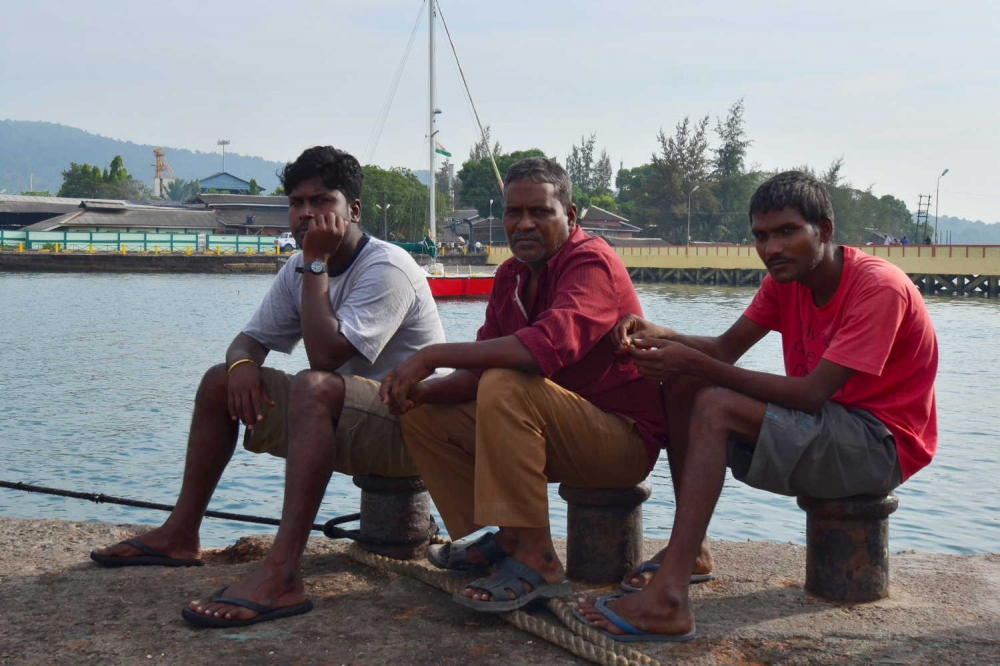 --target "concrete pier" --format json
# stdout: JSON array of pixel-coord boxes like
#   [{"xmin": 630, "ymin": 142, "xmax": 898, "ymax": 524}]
[{"xmin": 2, "ymin": 516, "xmax": 997, "ymax": 665}]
